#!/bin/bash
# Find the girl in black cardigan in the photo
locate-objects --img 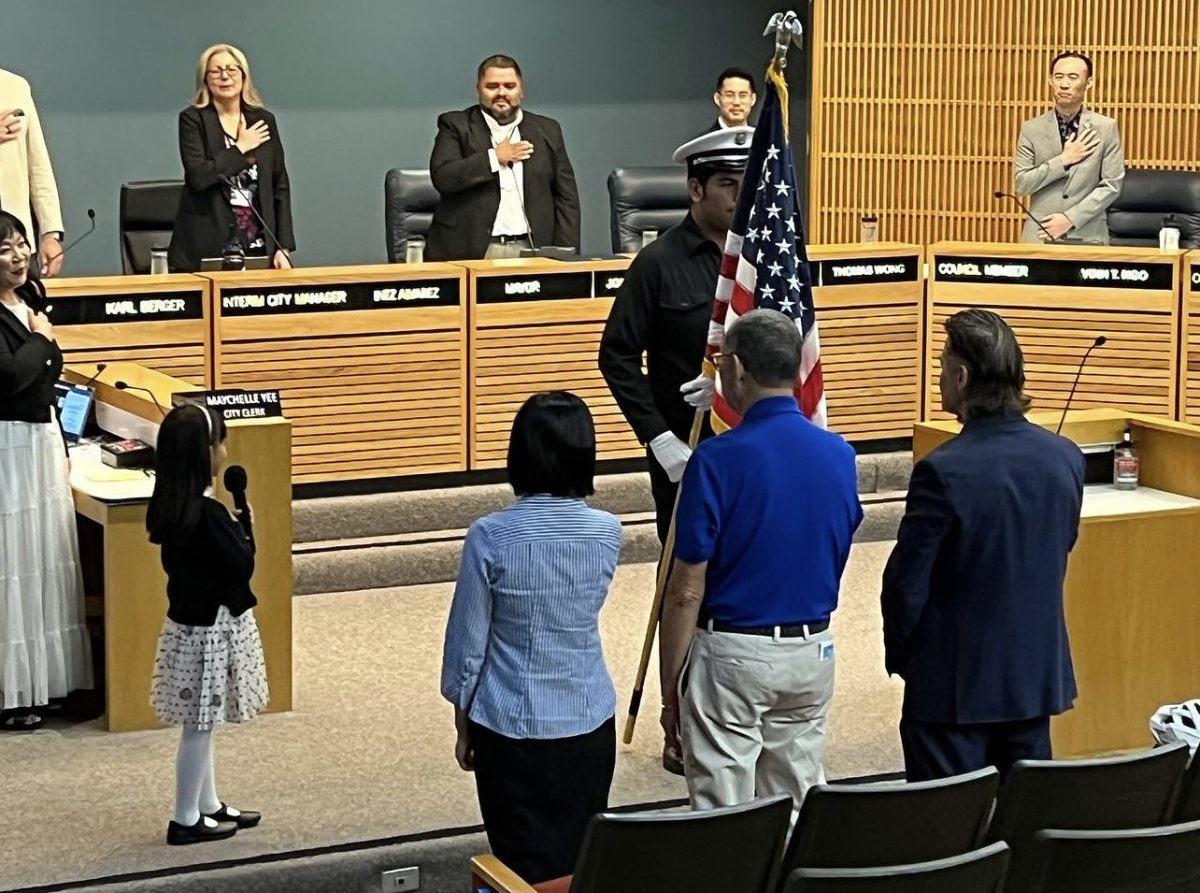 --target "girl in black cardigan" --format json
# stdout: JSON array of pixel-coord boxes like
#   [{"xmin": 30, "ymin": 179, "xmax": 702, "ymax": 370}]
[{"xmin": 147, "ymin": 404, "xmax": 267, "ymax": 845}]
